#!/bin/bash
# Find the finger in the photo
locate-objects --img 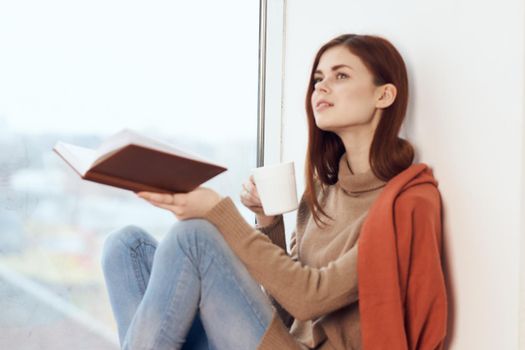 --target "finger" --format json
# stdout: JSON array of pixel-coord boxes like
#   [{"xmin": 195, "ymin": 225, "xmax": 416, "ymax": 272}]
[
  {"xmin": 241, "ymin": 183, "xmax": 249, "ymax": 192},
  {"xmin": 247, "ymin": 182, "xmax": 260, "ymax": 199},
  {"xmin": 138, "ymin": 196, "xmax": 178, "ymax": 211},
  {"xmin": 241, "ymin": 186, "xmax": 260, "ymax": 205},
  {"xmin": 248, "ymin": 181, "xmax": 260, "ymax": 199},
  {"xmin": 248, "ymin": 205, "xmax": 264, "ymax": 215},
  {"xmin": 147, "ymin": 201, "xmax": 182, "ymax": 215},
  {"xmin": 137, "ymin": 192, "xmax": 173, "ymax": 204},
  {"xmin": 241, "ymin": 183, "xmax": 252, "ymax": 197},
  {"xmin": 246, "ymin": 185, "xmax": 261, "ymax": 203},
  {"xmin": 172, "ymin": 193, "xmax": 188, "ymax": 206}
]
